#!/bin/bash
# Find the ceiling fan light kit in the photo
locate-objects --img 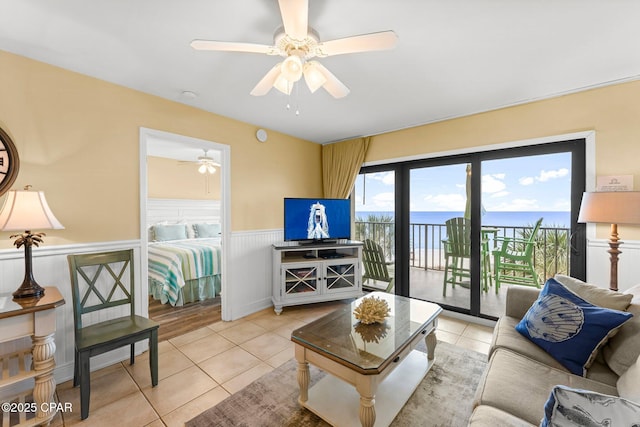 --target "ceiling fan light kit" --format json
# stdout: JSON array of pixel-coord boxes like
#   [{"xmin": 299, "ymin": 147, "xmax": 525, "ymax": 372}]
[
  {"xmin": 198, "ymin": 163, "xmax": 216, "ymax": 174},
  {"xmin": 281, "ymin": 53, "xmax": 303, "ymax": 82},
  {"xmin": 274, "ymin": 74, "xmax": 293, "ymax": 95},
  {"xmin": 303, "ymin": 61, "xmax": 327, "ymax": 93},
  {"xmin": 191, "ymin": 0, "xmax": 397, "ymax": 99},
  {"xmin": 179, "ymin": 149, "xmax": 220, "ymax": 175}
]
